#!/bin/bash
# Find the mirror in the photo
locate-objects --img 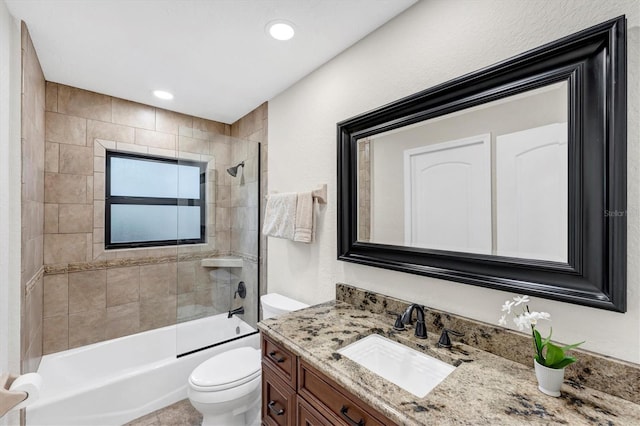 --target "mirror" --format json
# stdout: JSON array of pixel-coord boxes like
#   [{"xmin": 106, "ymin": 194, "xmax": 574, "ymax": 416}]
[
  {"xmin": 338, "ymin": 17, "xmax": 627, "ymax": 311},
  {"xmin": 358, "ymin": 82, "xmax": 568, "ymax": 262}
]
